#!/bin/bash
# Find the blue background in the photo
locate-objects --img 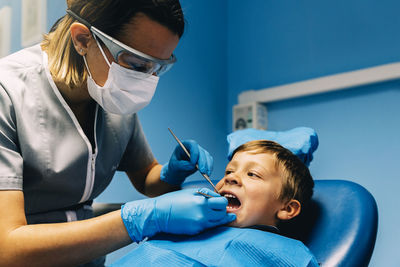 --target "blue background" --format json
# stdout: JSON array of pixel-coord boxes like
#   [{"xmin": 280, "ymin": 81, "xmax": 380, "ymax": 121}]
[{"xmin": 1, "ymin": 0, "xmax": 399, "ymax": 265}]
